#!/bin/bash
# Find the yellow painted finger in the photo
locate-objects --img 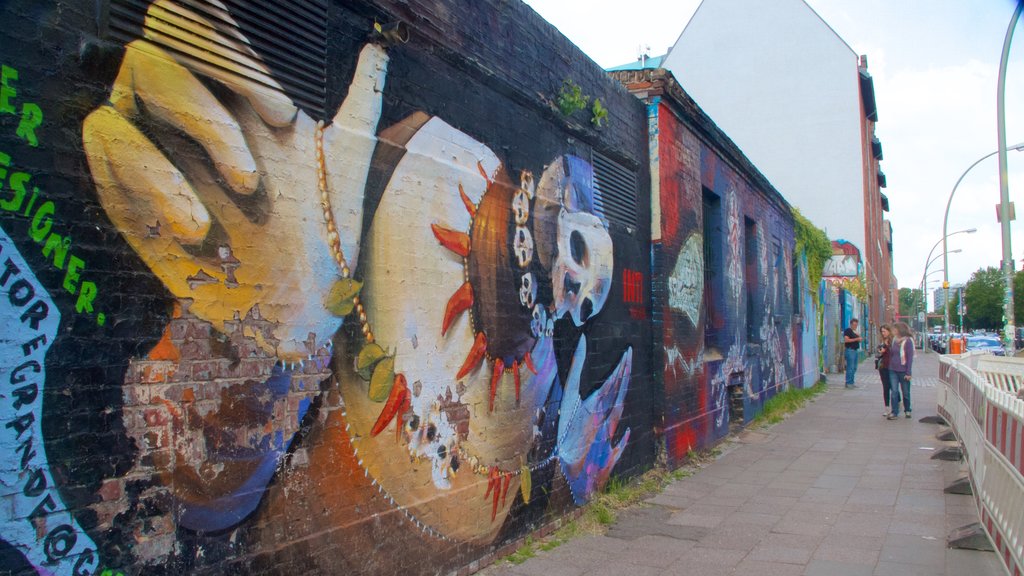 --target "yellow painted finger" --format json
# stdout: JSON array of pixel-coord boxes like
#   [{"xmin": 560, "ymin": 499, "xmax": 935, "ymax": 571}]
[
  {"xmin": 113, "ymin": 41, "xmax": 261, "ymax": 197},
  {"xmin": 83, "ymin": 104, "xmax": 210, "ymax": 246}
]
